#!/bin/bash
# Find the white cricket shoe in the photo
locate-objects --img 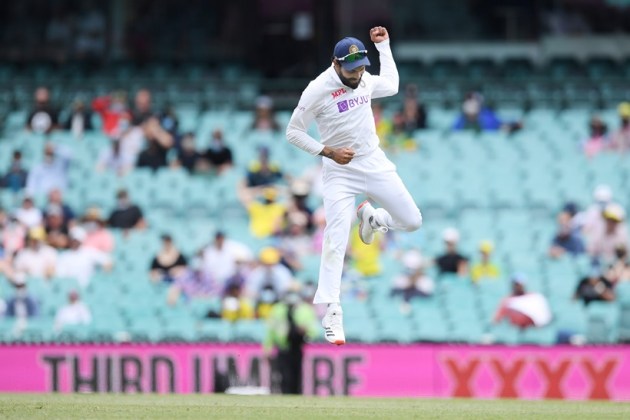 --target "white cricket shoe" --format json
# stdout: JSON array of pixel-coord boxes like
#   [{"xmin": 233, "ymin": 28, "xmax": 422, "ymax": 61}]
[
  {"xmin": 322, "ymin": 305, "xmax": 345, "ymax": 345},
  {"xmin": 357, "ymin": 200, "xmax": 388, "ymax": 245}
]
